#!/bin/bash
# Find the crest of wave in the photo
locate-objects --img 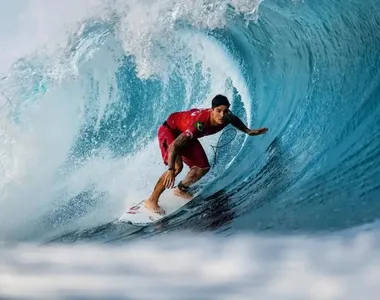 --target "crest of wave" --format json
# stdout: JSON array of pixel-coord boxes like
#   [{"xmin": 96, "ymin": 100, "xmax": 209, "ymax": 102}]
[{"xmin": 114, "ymin": 0, "xmax": 262, "ymax": 78}]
